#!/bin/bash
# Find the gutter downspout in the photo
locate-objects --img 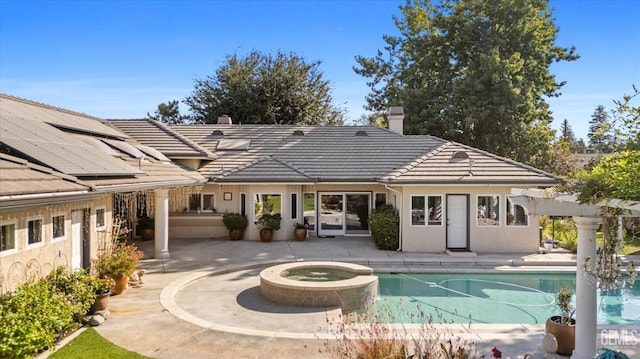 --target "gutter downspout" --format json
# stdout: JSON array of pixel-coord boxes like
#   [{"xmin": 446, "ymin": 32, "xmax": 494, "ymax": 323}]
[{"xmin": 384, "ymin": 184, "xmax": 403, "ymax": 251}]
